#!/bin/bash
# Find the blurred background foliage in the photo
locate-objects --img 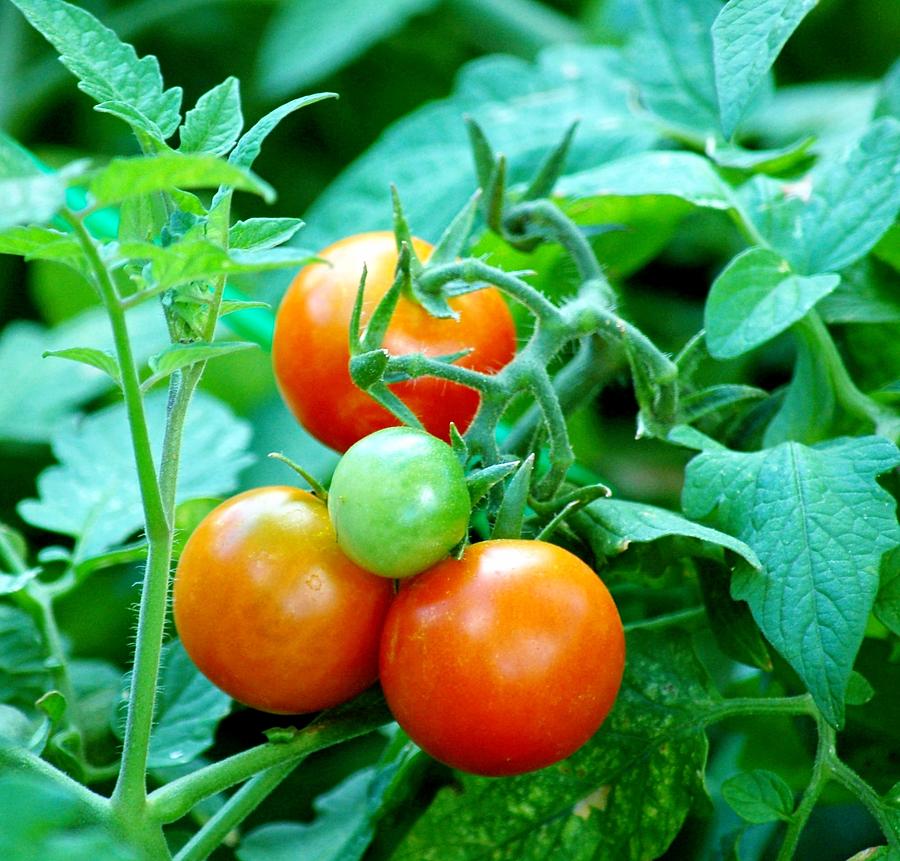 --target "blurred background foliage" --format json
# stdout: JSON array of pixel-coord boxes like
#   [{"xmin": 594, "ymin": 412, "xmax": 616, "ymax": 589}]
[{"xmin": 0, "ymin": 1, "xmax": 898, "ymax": 856}]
